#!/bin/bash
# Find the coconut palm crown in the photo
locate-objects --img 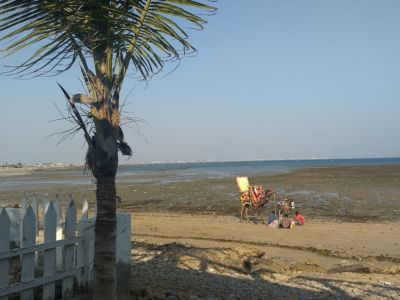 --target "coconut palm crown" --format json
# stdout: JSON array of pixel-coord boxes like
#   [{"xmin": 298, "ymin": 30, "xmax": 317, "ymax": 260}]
[{"xmin": 0, "ymin": 0, "xmax": 217, "ymax": 298}]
